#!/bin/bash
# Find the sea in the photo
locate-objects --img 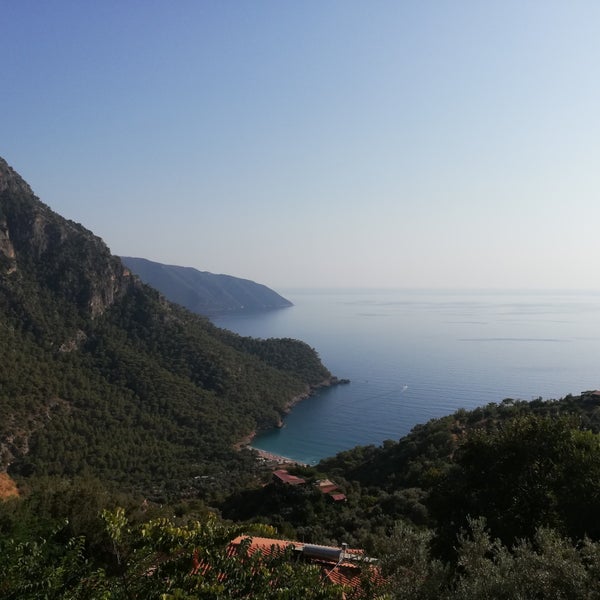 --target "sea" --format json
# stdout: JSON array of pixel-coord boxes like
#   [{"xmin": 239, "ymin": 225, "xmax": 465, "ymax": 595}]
[{"xmin": 211, "ymin": 289, "xmax": 600, "ymax": 465}]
